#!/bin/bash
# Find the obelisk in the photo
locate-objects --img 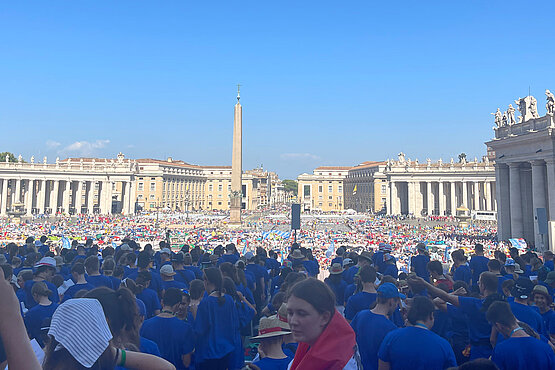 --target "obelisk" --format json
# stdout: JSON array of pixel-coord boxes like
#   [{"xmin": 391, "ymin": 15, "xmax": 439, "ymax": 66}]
[{"xmin": 230, "ymin": 85, "xmax": 242, "ymax": 225}]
